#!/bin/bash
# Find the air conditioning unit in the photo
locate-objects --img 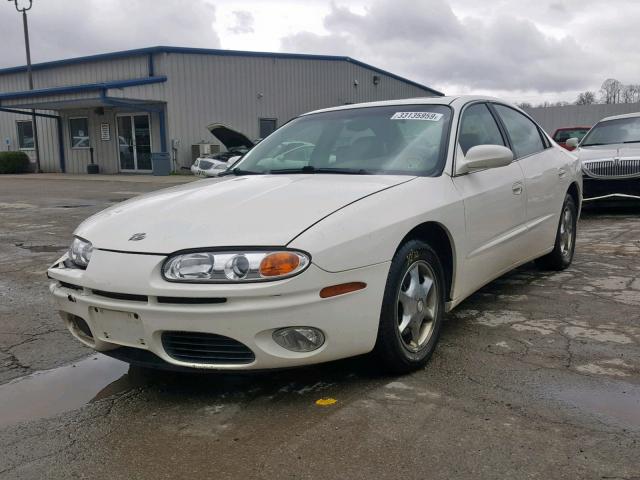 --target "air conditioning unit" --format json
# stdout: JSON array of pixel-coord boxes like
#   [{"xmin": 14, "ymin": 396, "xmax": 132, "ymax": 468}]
[{"xmin": 191, "ymin": 143, "xmax": 220, "ymax": 162}]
